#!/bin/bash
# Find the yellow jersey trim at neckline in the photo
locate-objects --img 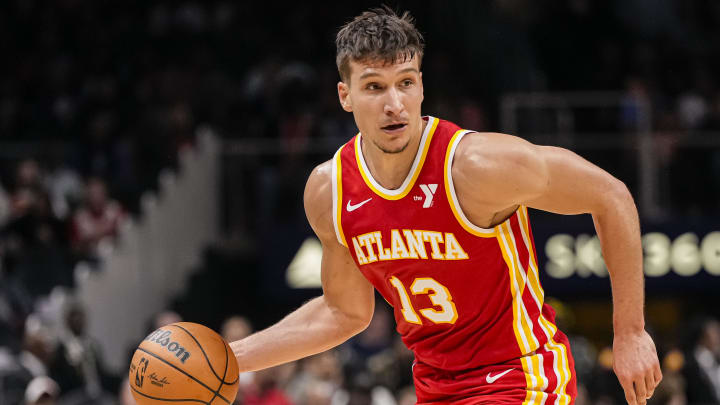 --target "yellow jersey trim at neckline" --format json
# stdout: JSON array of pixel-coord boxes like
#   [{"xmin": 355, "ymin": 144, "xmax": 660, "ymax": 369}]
[{"xmin": 354, "ymin": 116, "xmax": 438, "ymax": 200}]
